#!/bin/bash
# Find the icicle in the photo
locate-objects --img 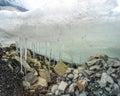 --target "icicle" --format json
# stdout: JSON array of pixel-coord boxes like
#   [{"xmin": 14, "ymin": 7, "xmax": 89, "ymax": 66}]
[
  {"xmin": 24, "ymin": 38, "xmax": 27, "ymax": 81},
  {"xmin": 19, "ymin": 37, "xmax": 23, "ymax": 73},
  {"xmin": 32, "ymin": 42, "xmax": 35, "ymax": 58}
]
